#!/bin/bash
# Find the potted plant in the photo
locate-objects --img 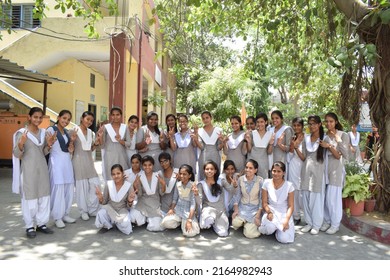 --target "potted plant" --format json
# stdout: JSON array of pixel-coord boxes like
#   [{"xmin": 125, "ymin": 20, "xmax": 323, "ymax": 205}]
[
  {"xmin": 342, "ymin": 162, "xmax": 371, "ymax": 216},
  {"xmin": 364, "ymin": 182, "xmax": 378, "ymax": 212}
]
